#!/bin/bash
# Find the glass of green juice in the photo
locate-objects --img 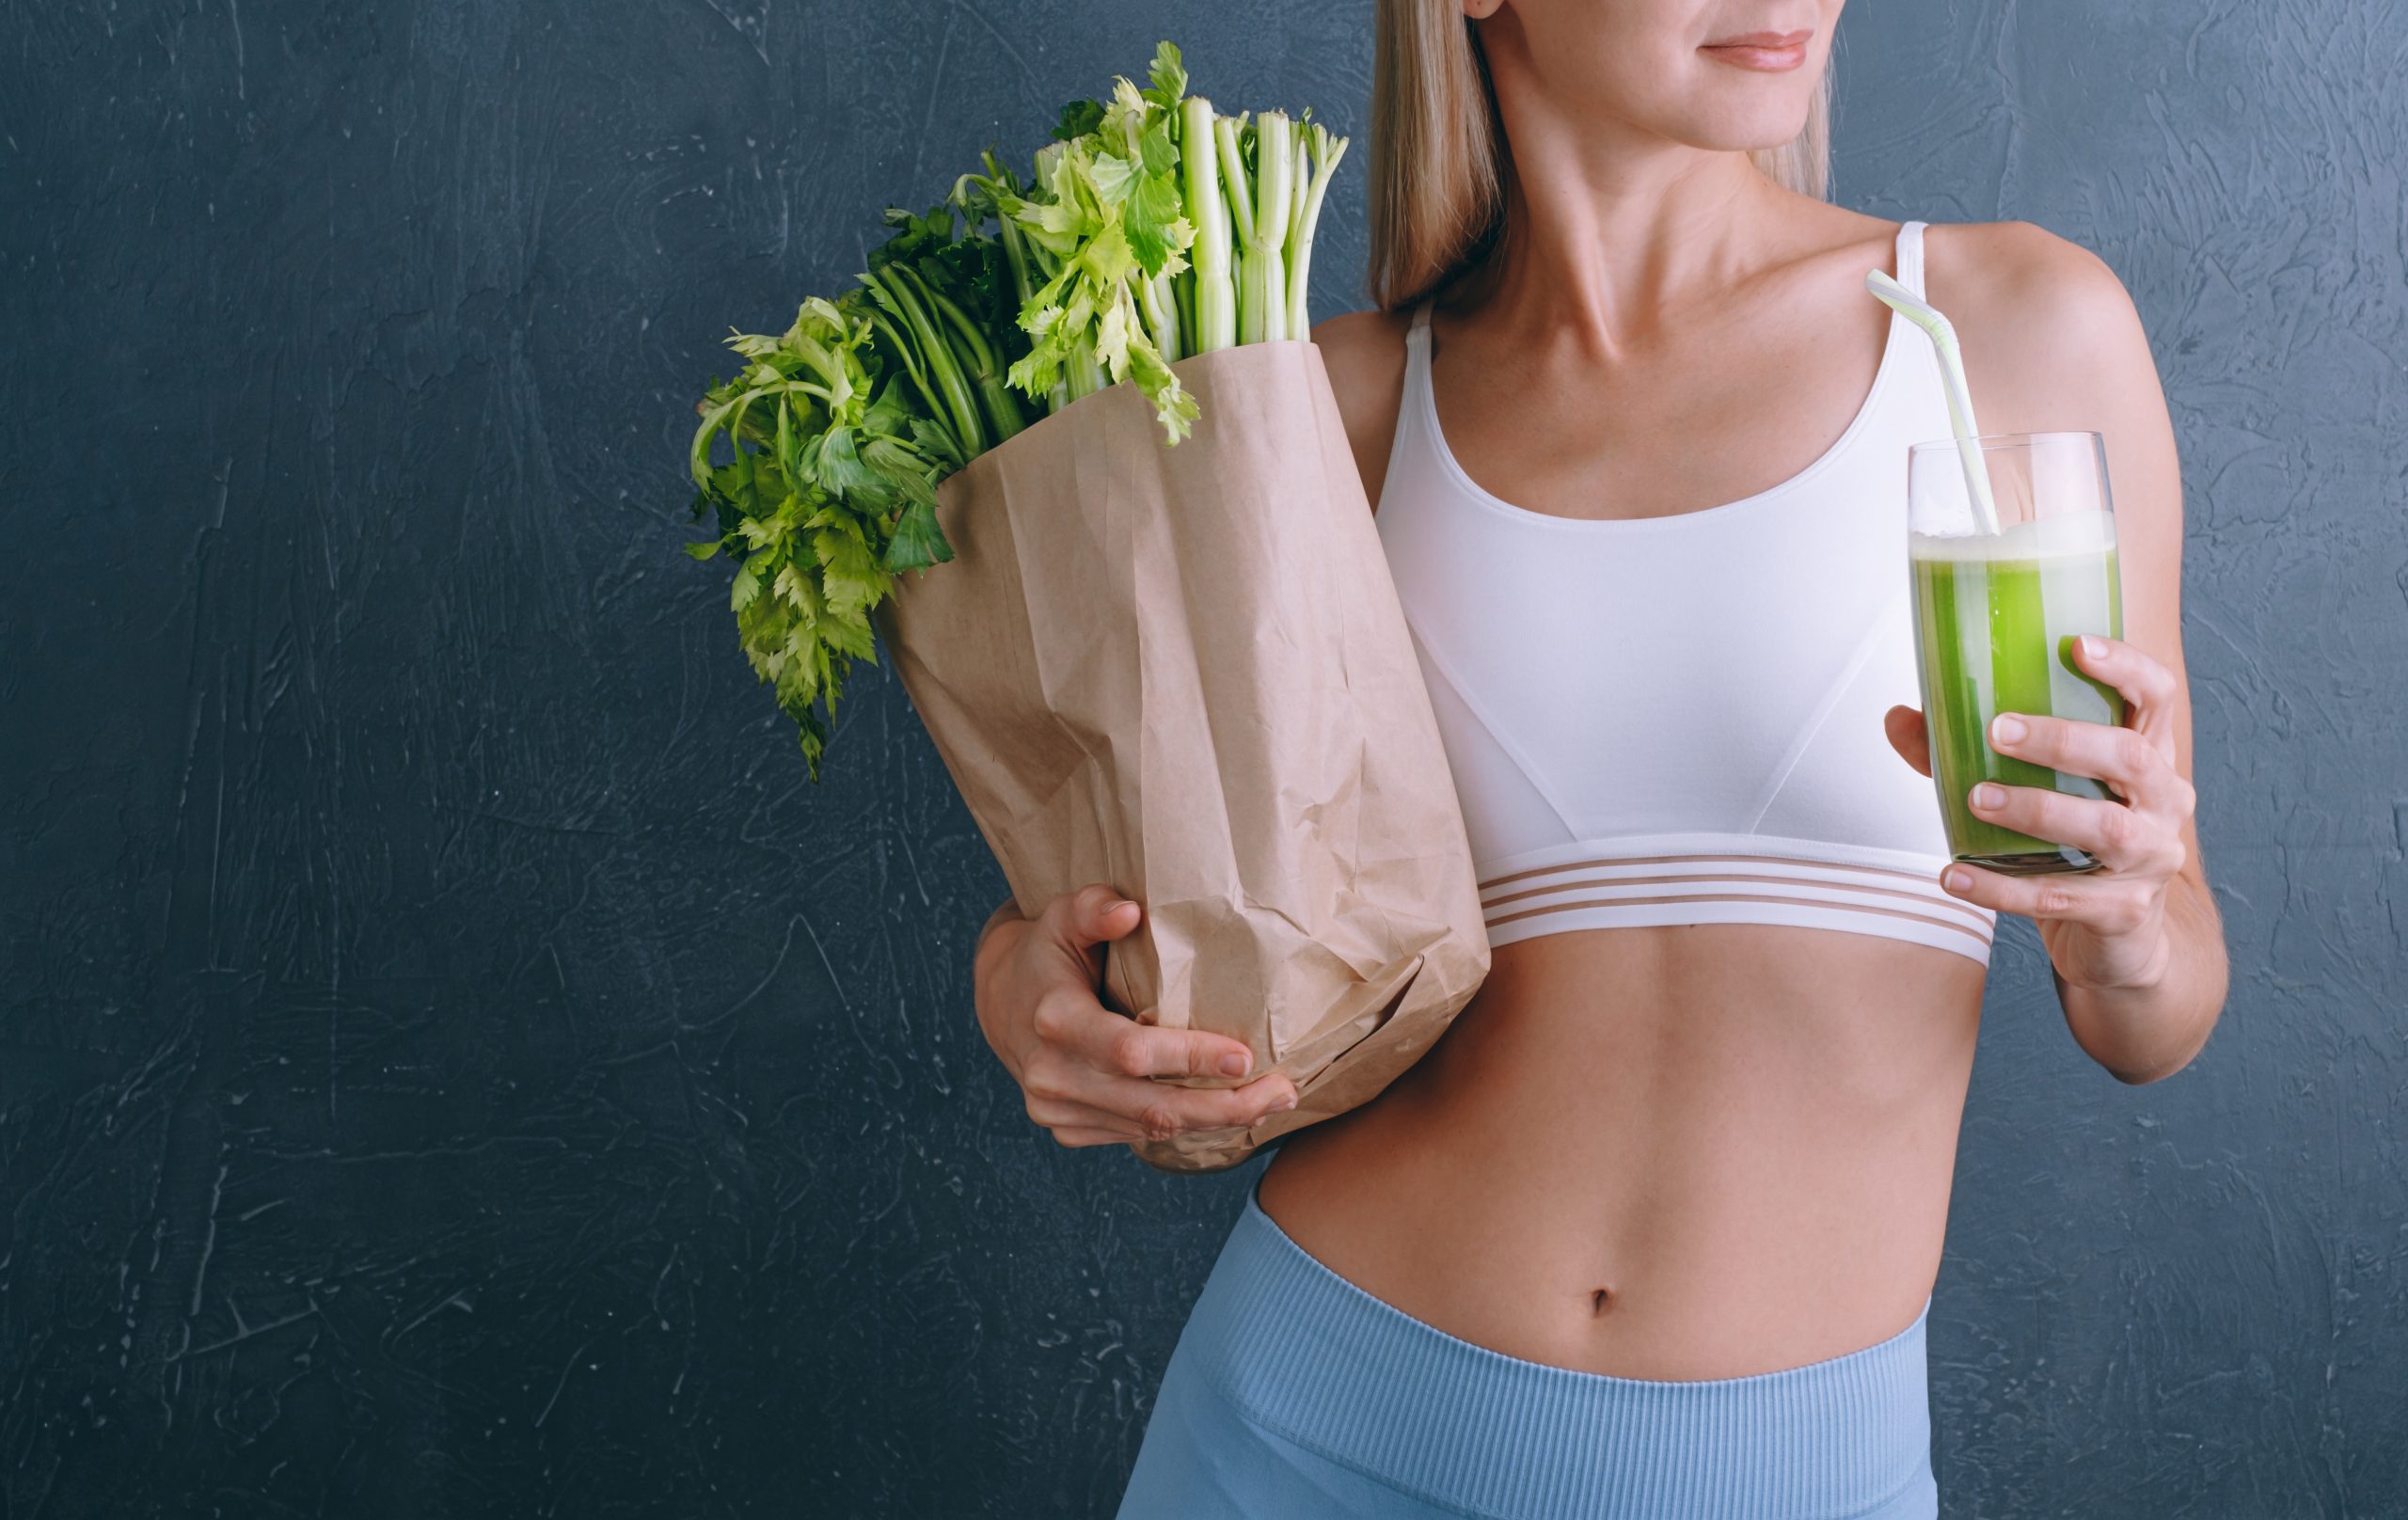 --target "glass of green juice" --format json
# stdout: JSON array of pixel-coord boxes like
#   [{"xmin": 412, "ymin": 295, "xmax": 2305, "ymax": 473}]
[{"xmin": 1907, "ymin": 431, "xmax": 2126, "ymax": 876}]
